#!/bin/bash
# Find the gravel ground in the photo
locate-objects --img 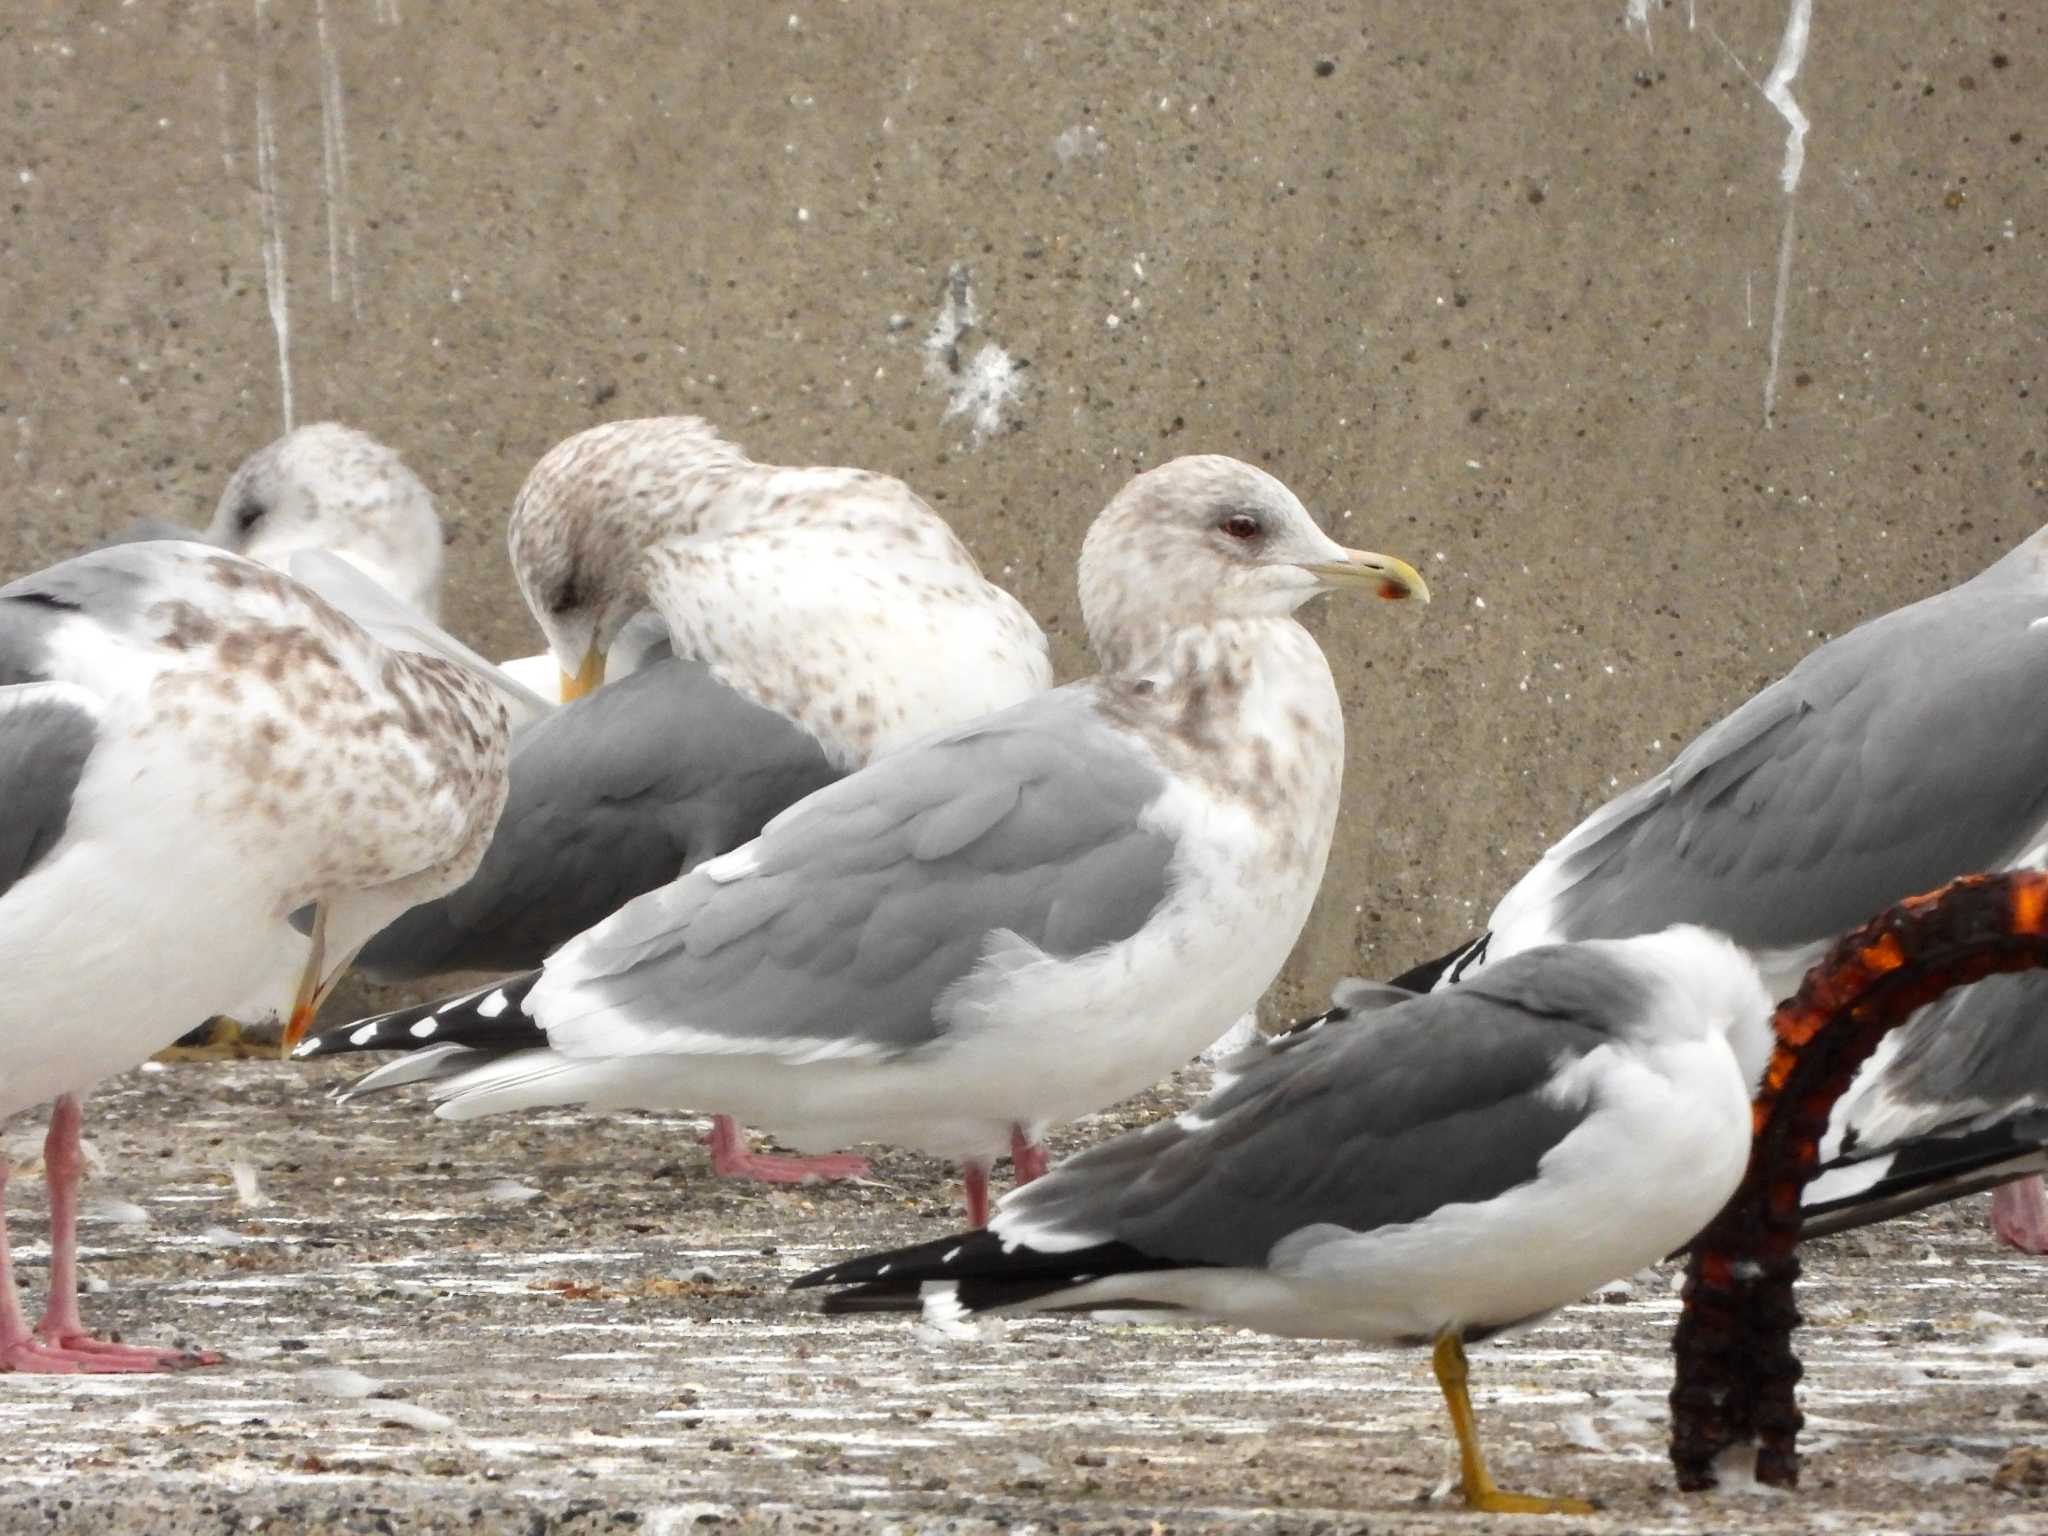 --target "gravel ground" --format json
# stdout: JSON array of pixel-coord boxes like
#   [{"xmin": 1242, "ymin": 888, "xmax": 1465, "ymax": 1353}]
[{"xmin": 4, "ymin": 1059, "xmax": 2048, "ymax": 1535}]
